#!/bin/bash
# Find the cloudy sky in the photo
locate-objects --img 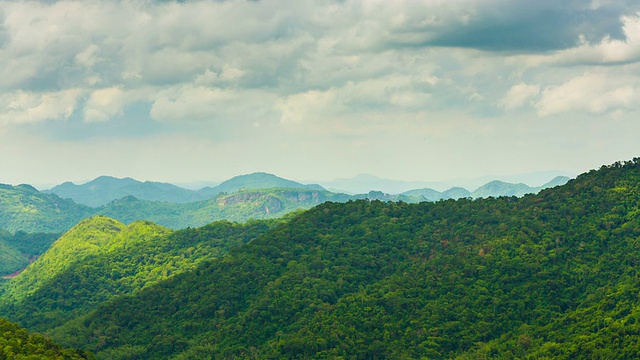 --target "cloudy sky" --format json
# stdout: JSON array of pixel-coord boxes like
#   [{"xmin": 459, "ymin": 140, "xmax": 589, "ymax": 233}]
[{"xmin": 1, "ymin": 0, "xmax": 640, "ymax": 187}]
